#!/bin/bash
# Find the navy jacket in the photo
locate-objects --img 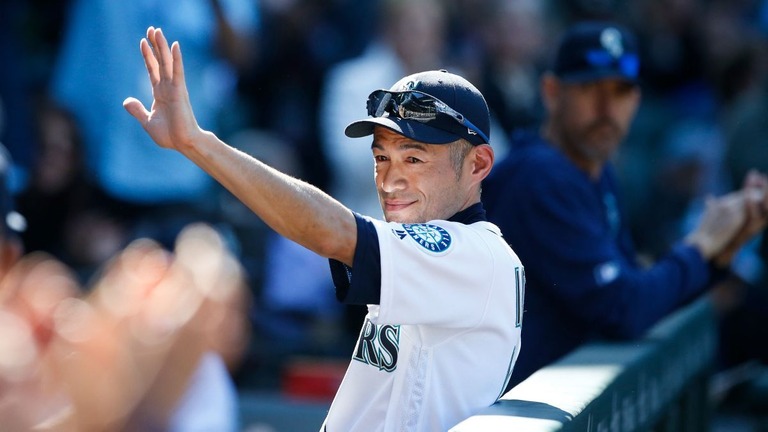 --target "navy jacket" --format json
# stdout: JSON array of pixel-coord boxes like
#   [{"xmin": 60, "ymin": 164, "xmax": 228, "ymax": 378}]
[{"xmin": 484, "ymin": 131, "xmax": 712, "ymax": 390}]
